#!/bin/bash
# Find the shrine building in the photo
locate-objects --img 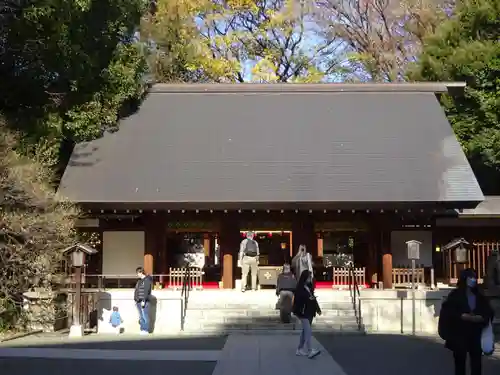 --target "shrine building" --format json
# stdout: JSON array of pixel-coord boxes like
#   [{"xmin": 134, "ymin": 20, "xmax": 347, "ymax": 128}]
[{"xmin": 58, "ymin": 83, "xmax": 484, "ymax": 289}]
